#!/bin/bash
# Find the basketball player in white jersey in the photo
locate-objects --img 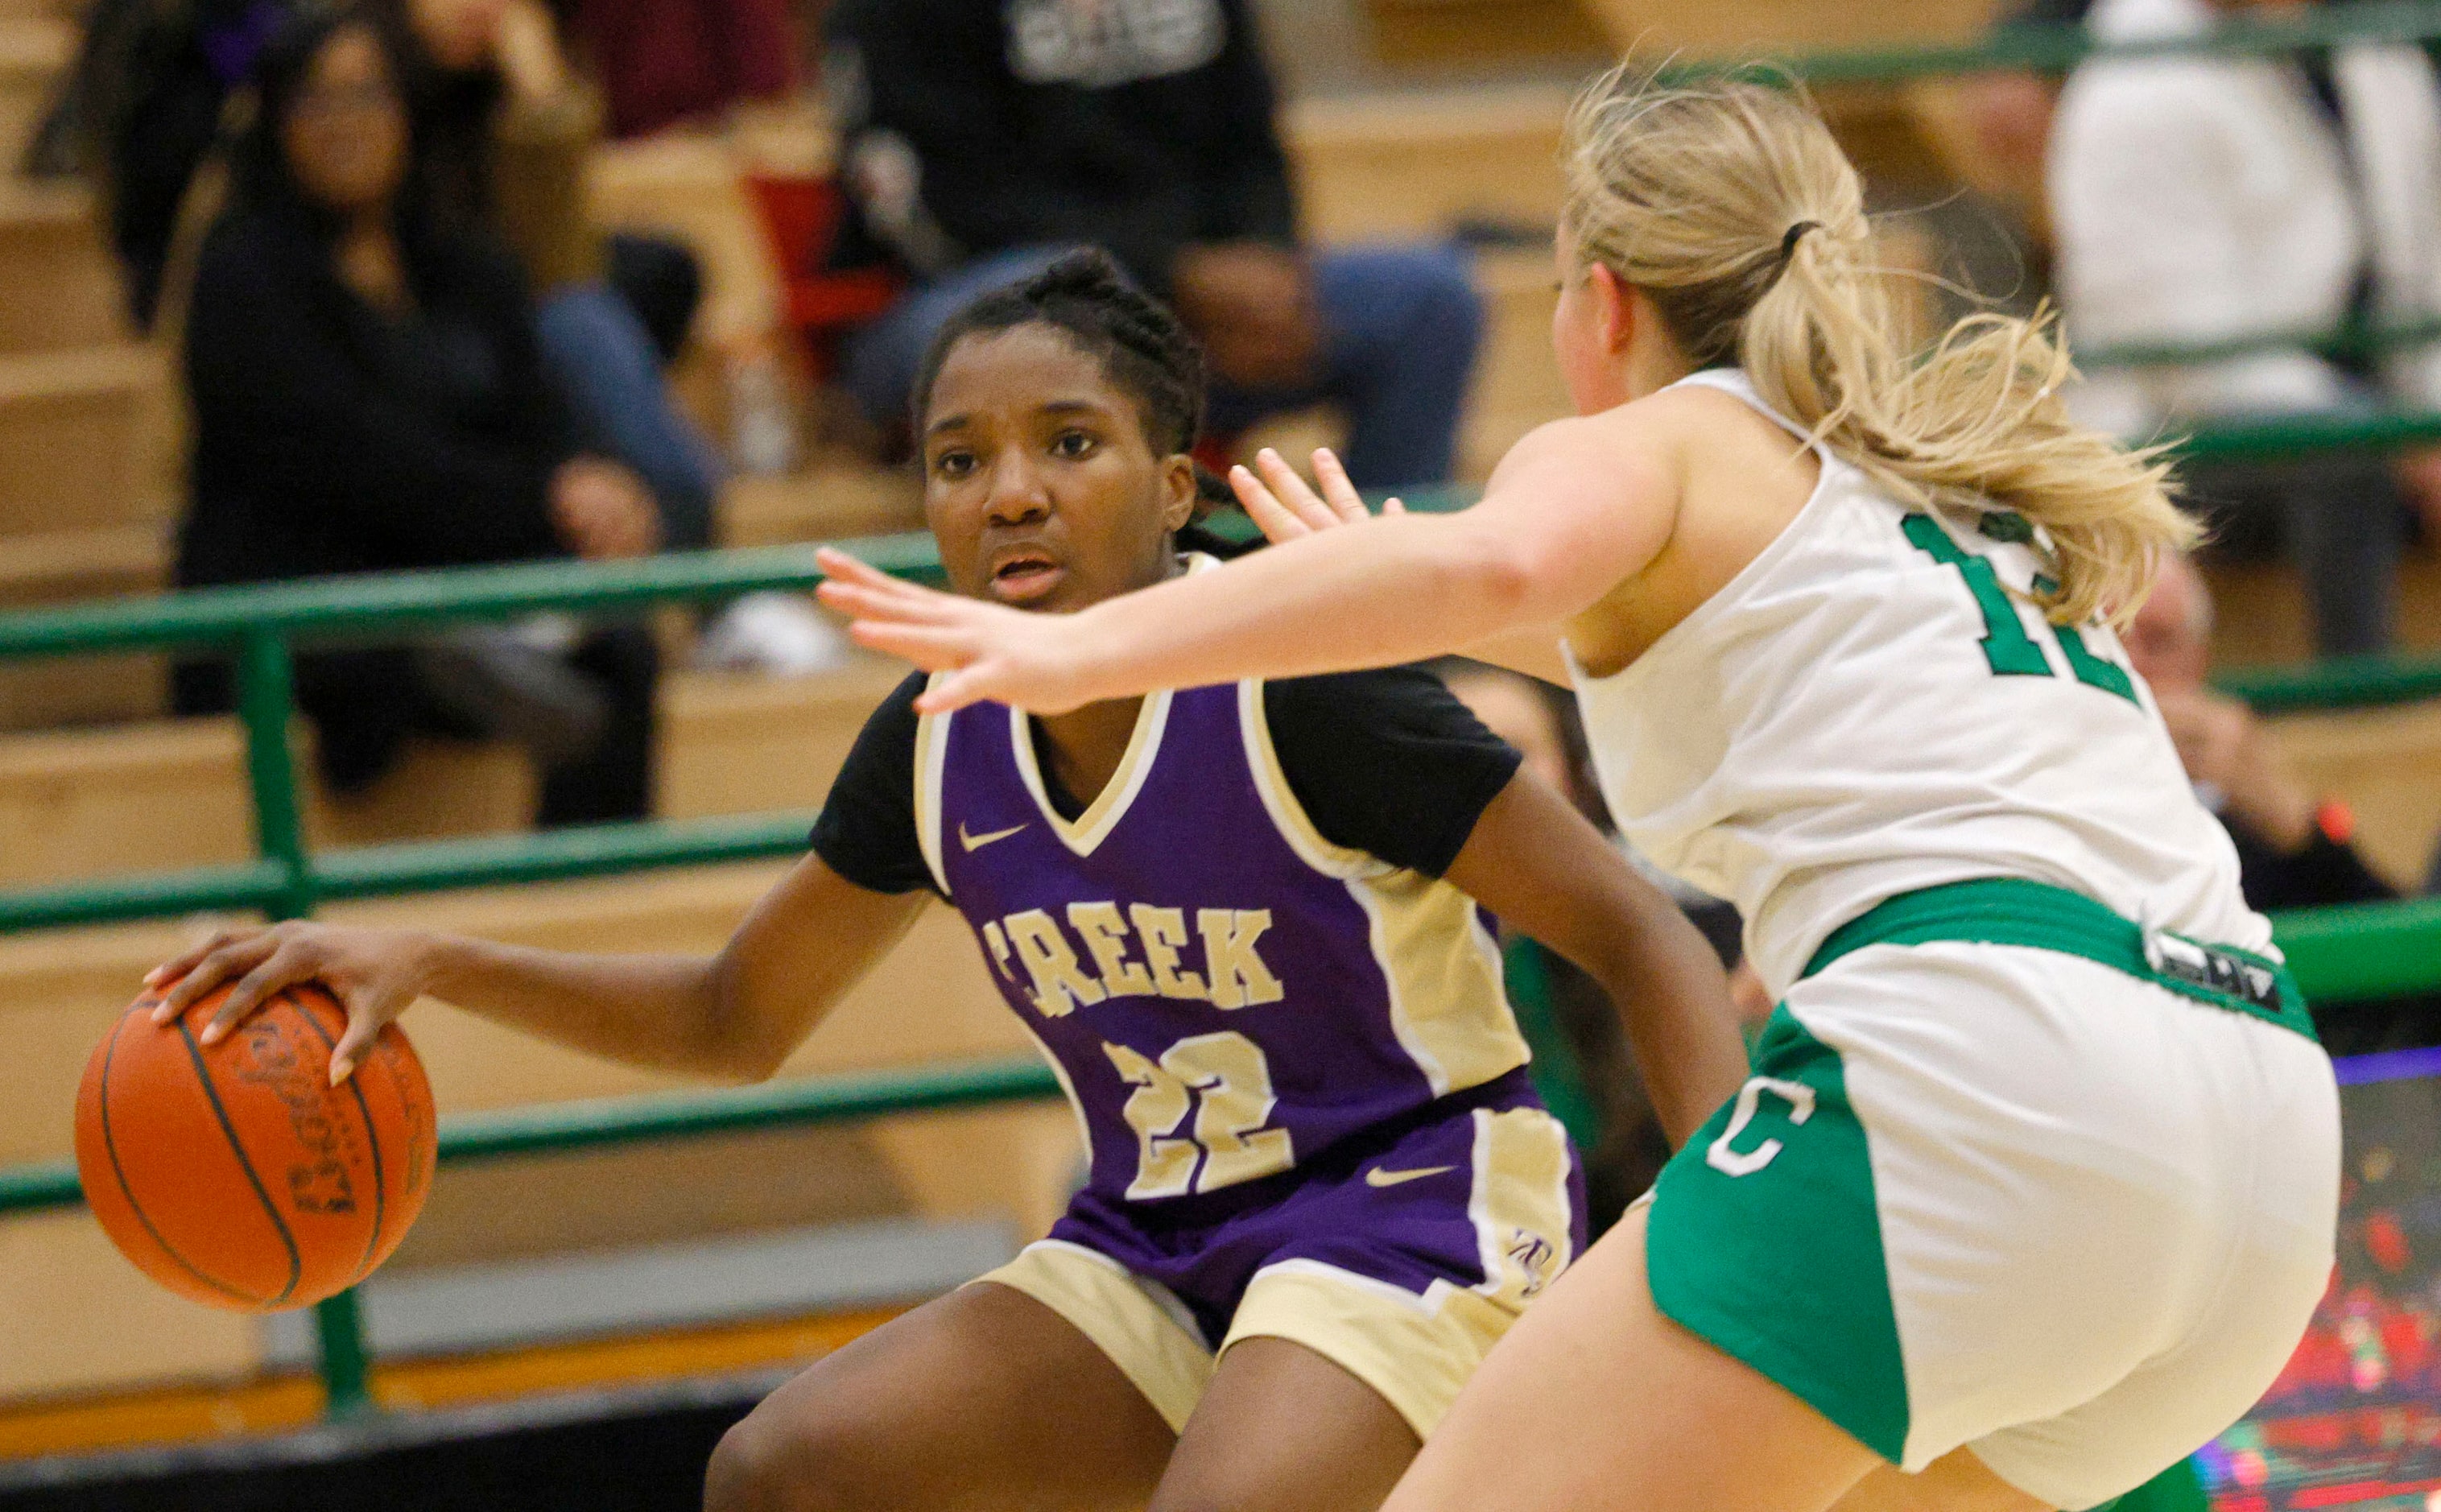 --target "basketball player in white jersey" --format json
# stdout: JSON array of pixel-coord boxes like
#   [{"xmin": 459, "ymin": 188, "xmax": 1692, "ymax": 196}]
[{"xmin": 816, "ymin": 68, "xmax": 2342, "ymax": 1512}]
